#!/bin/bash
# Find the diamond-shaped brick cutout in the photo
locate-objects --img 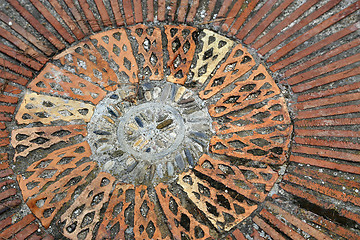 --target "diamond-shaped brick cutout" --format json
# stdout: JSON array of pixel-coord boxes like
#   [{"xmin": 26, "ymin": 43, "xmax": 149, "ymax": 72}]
[
  {"xmin": 190, "ymin": 29, "xmax": 234, "ymax": 84},
  {"xmin": 165, "ymin": 25, "xmax": 197, "ymax": 85},
  {"xmin": 60, "ymin": 172, "xmax": 115, "ymax": 239},
  {"xmin": 91, "ymin": 29, "xmax": 139, "ymax": 84},
  {"xmin": 178, "ymin": 171, "xmax": 257, "ymax": 231},
  {"xmin": 156, "ymin": 183, "xmax": 211, "ymax": 239},
  {"xmin": 54, "ymin": 41, "xmax": 119, "ymax": 91},
  {"xmin": 29, "ymin": 63, "xmax": 106, "ymax": 104},
  {"xmin": 199, "ymin": 43, "xmax": 255, "ymax": 99},
  {"xmin": 15, "ymin": 92, "xmax": 94, "ymax": 125},
  {"xmin": 129, "ymin": 25, "xmax": 164, "ymax": 80},
  {"xmin": 11, "ymin": 125, "xmax": 87, "ymax": 158}
]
